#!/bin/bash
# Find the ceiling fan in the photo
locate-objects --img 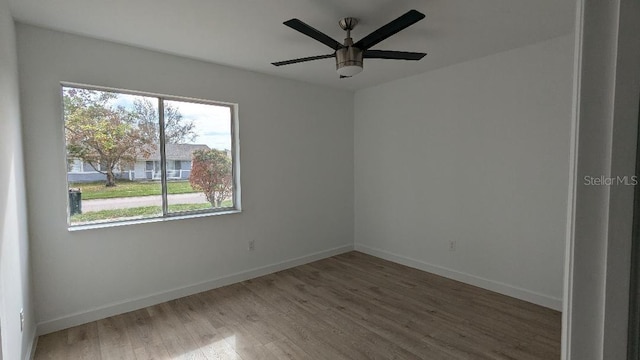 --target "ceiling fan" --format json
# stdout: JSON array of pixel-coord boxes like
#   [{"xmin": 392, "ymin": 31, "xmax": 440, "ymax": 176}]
[{"xmin": 272, "ymin": 9, "xmax": 427, "ymax": 78}]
